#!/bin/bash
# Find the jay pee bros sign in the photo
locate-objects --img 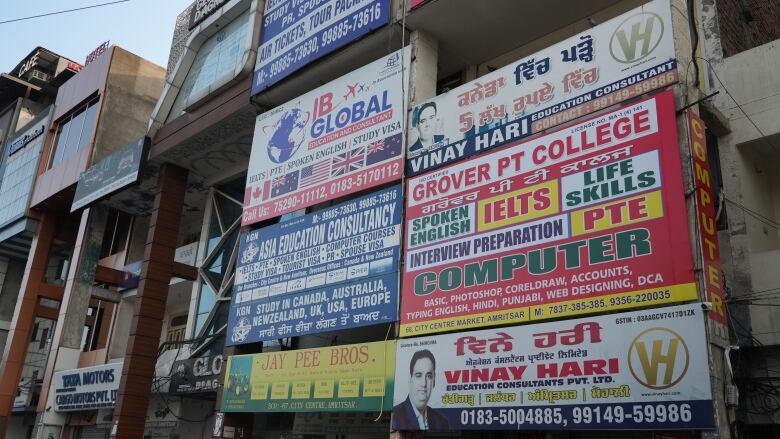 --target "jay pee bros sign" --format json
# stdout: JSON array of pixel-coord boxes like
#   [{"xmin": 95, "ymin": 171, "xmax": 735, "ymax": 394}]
[{"xmin": 401, "ymin": 91, "xmax": 696, "ymax": 336}]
